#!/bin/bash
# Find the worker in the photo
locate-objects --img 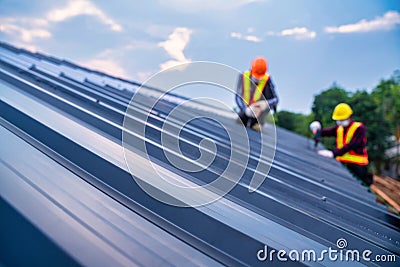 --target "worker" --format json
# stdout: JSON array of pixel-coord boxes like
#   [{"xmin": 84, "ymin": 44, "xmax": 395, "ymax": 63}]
[
  {"xmin": 310, "ymin": 103, "xmax": 373, "ymax": 186},
  {"xmin": 235, "ymin": 57, "xmax": 278, "ymax": 132}
]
